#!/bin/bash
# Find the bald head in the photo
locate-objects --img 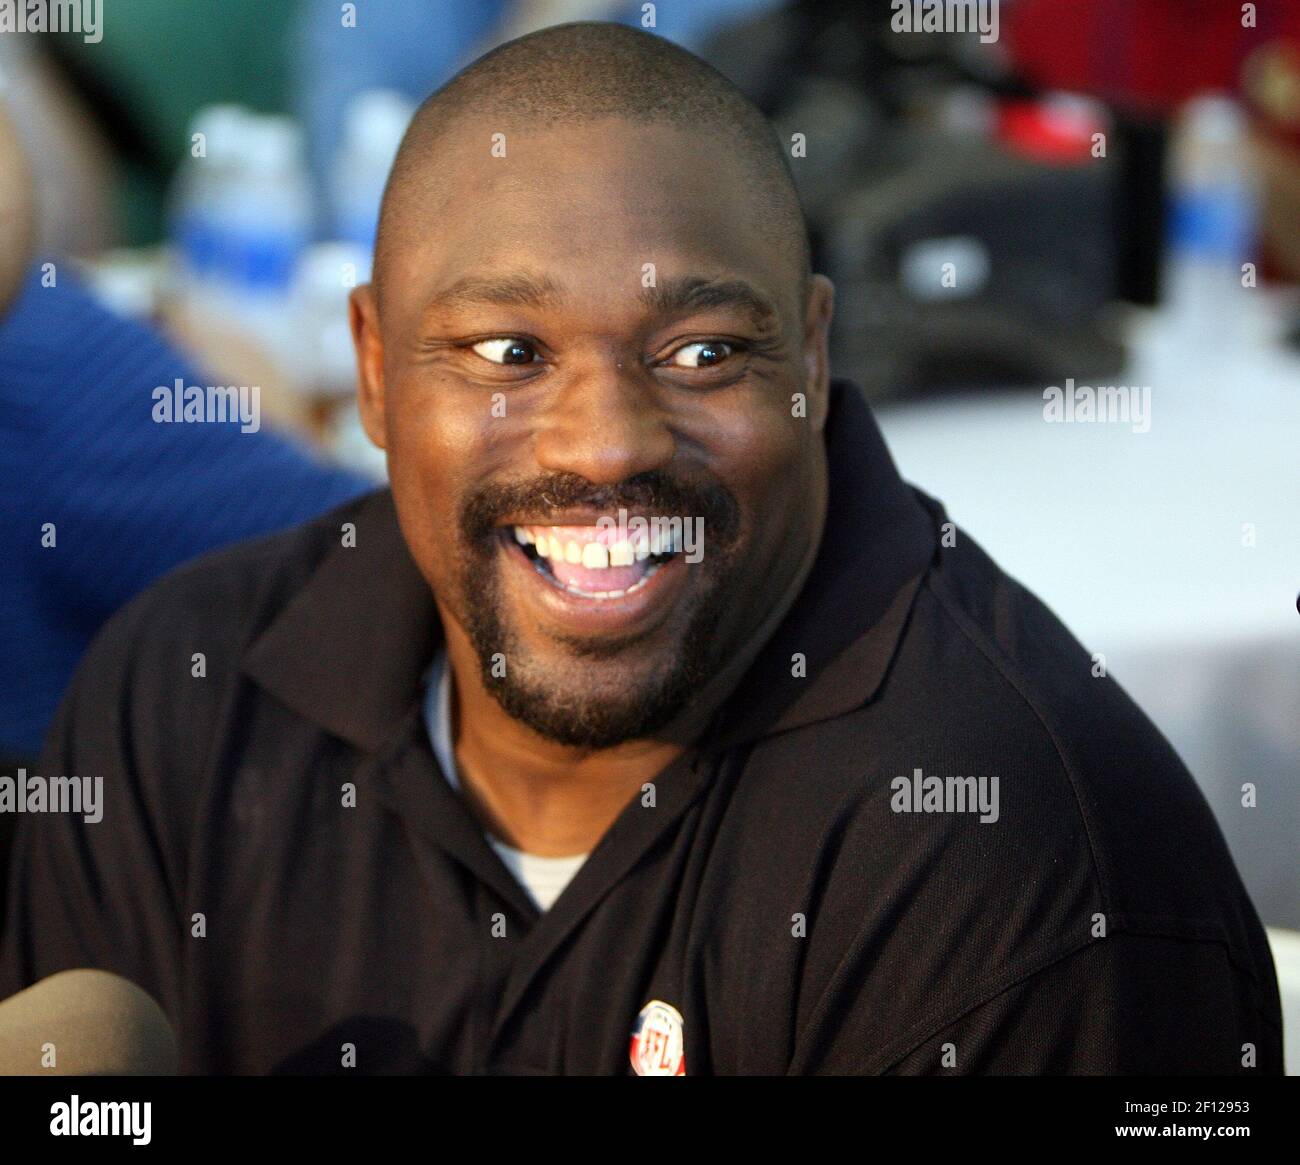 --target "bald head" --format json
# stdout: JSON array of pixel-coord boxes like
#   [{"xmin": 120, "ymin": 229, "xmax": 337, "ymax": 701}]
[{"xmin": 374, "ymin": 21, "xmax": 810, "ymax": 307}]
